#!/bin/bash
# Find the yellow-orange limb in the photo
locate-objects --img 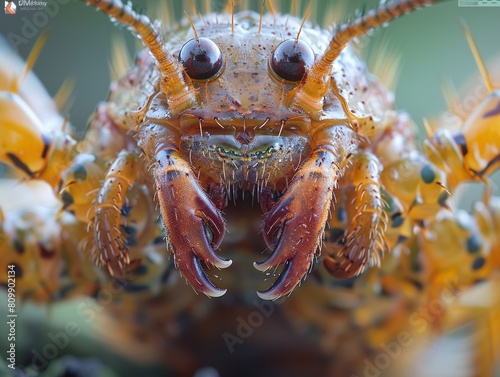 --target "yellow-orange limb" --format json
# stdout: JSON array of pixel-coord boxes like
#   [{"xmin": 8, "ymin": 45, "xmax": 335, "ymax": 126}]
[
  {"xmin": 0, "ymin": 92, "xmax": 52, "ymax": 178},
  {"xmin": 0, "ymin": 37, "xmax": 77, "ymax": 187},
  {"xmin": 58, "ymin": 154, "xmax": 105, "ymax": 221},
  {"xmin": 460, "ymin": 91, "xmax": 500, "ymax": 178},
  {"xmin": 324, "ymin": 152, "xmax": 387, "ymax": 278},
  {"xmin": 423, "ymin": 90, "xmax": 500, "ymax": 190},
  {"xmin": 415, "ymin": 195, "xmax": 500, "ymax": 374},
  {"xmin": 422, "ymin": 129, "xmax": 470, "ymax": 190},
  {"xmin": 423, "ymin": 29, "xmax": 500, "ymax": 185},
  {"xmin": 92, "ymin": 150, "xmax": 142, "ymax": 277},
  {"xmin": 419, "ymin": 210, "xmax": 488, "ymax": 300},
  {"xmin": 473, "ymin": 197, "xmax": 500, "ymax": 270},
  {"xmin": 380, "ymin": 152, "xmax": 449, "ymax": 222},
  {"xmin": 0, "ymin": 92, "xmax": 77, "ymax": 188}
]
